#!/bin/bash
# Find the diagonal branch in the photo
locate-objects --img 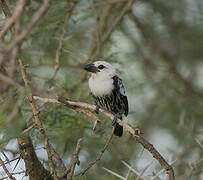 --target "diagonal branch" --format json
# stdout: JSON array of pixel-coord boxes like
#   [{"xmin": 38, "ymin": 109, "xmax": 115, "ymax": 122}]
[
  {"xmin": 0, "ymin": 0, "xmax": 25, "ymax": 40},
  {"xmin": 0, "ymin": 0, "xmax": 50, "ymax": 64},
  {"xmin": 76, "ymin": 128, "xmax": 114, "ymax": 177},
  {"xmin": 0, "ymin": 155, "xmax": 16, "ymax": 180},
  {"xmin": 33, "ymin": 95, "xmax": 175, "ymax": 180},
  {"xmin": 50, "ymin": 0, "xmax": 77, "ymax": 82},
  {"xmin": 68, "ymin": 138, "xmax": 83, "ymax": 179}
]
